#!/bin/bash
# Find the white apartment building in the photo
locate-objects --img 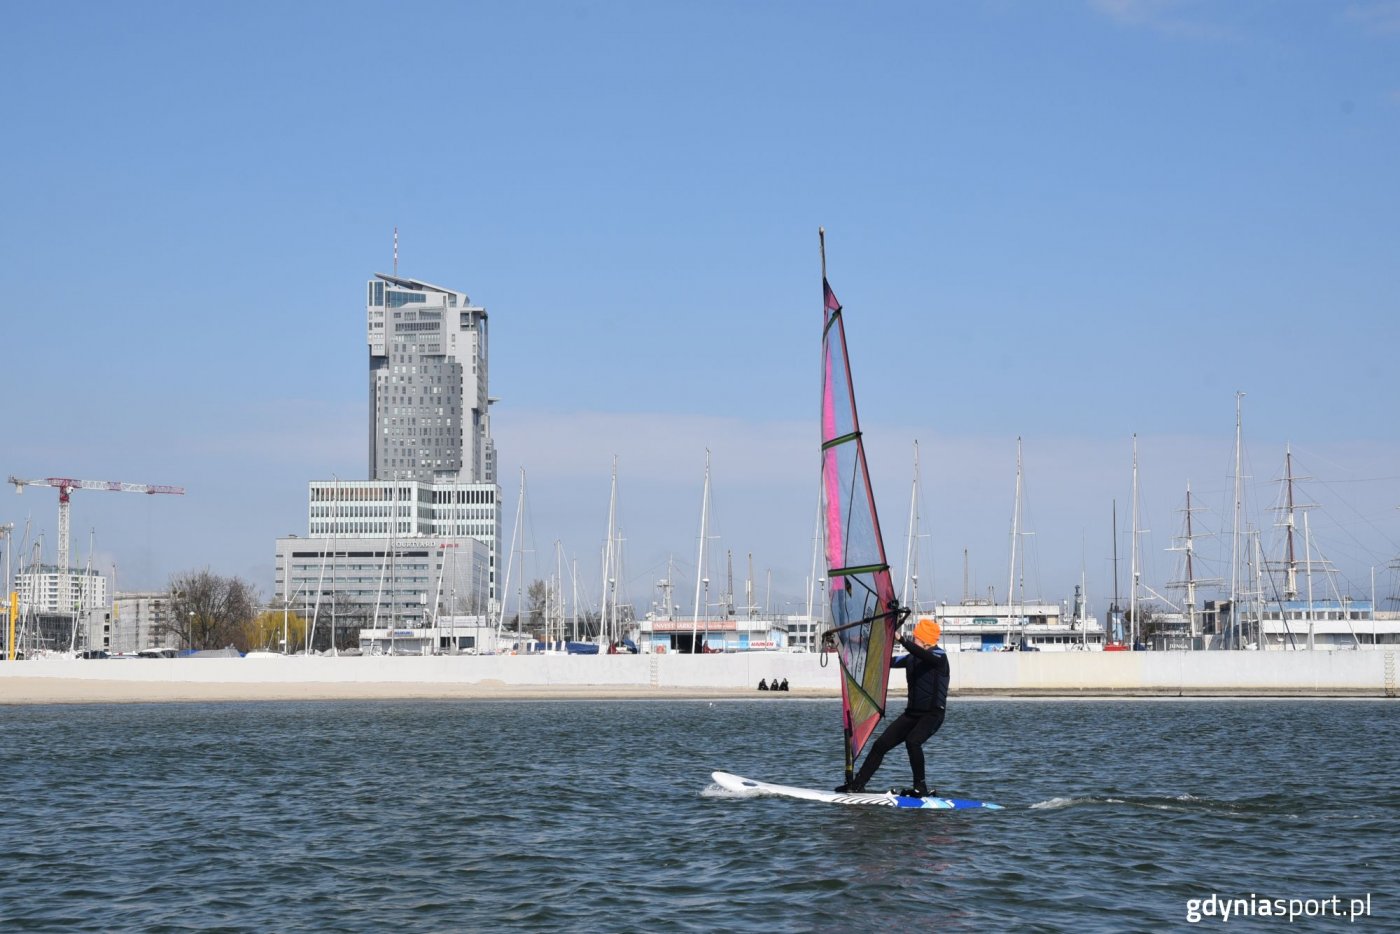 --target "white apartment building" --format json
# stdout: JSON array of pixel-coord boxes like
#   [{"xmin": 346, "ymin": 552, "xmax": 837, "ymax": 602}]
[{"xmin": 17, "ymin": 566, "xmax": 107, "ymax": 614}]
